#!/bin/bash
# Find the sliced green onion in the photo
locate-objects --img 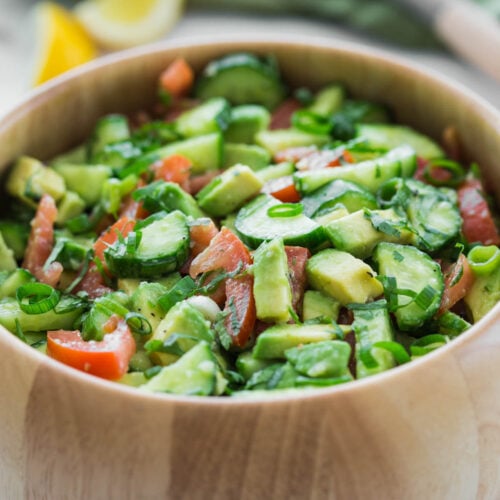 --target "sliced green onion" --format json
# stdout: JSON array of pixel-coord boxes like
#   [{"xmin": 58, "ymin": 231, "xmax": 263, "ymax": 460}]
[
  {"xmin": 14, "ymin": 319, "xmax": 28, "ymax": 343},
  {"xmin": 288, "ymin": 306, "xmax": 300, "ymax": 325},
  {"xmin": 125, "ymin": 232, "xmax": 141, "ymax": 255},
  {"xmin": 467, "ymin": 245, "xmax": 500, "ymax": 275},
  {"xmin": 158, "ymin": 276, "xmax": 196, "ymax": 312},
  {"xmin": 373, "ymin": 341, "xmax": 411, "ymax": 365},
  {"xmin": 16, "ymin": 283, "xmax": 61, "ymax": 315},
  {"xmin": 295, "ymin": 374, "xmax": 352, "ymax": 387},
  {"xmin": 292, "ymin": 109, "xmax": 332, "ymax": 135},
  {"xmin": 358, "ymin": 345, "xmax": 379, "ymax": 369},
  {"xmin": 423, "ymin": 159, "xmax": 465, "ymax": 188},
  {"xmin": 267, "ymin": 203, "xmax": 303, "ymax": 218},
  {"xmin": 414, "ymin": 285, "xmax": 437, "ymax": 311},
  {"xmin": 125, "ymin": 312, "xmax": 152, "ymax": 336},
  {"xmin": 410, "ymin": 334, "xmax": 449, "ymax": 356},
  {"xmin": 65, "ymin": 253, "xmax": 92, "ymax": 294},
  {"xmin": 293, "ymin": 87, "xmax": 314, "ymax": 106},
  {"xmin": 144, "ymin": 365, "xmax": 162, "ymax": 379}
]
